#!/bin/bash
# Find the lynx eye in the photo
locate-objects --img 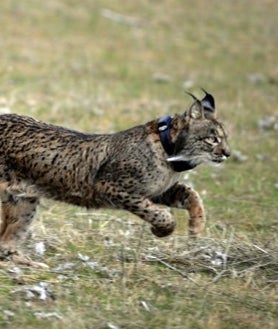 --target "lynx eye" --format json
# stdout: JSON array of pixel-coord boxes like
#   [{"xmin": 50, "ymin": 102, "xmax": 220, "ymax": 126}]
[
  {"xmin": 210, "ymin": 128, "xmax": 218, "ymax": 135},
  {"xmin": 205, "ymin": 136, "xmax": 220, "ymax": 145}
]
